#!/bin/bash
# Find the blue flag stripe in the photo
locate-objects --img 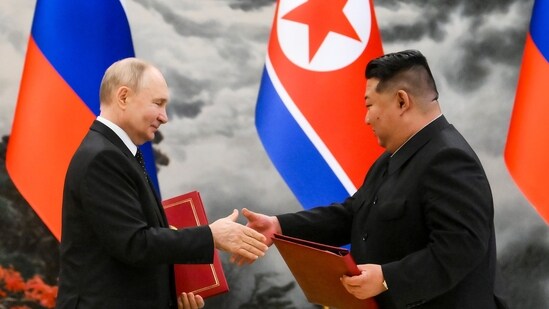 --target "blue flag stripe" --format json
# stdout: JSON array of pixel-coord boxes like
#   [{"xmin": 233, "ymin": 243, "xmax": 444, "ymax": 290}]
[
  {"xmin": 31, "ymin": 0, "xmax": 135, "ymax": 116},
  {"xmin": 255, "ymin": 67, "xmax": 350, "ymax": 208},
  {"xmin": 530, "ymin": 0, "xmax": 549, "ymax": 61}
]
